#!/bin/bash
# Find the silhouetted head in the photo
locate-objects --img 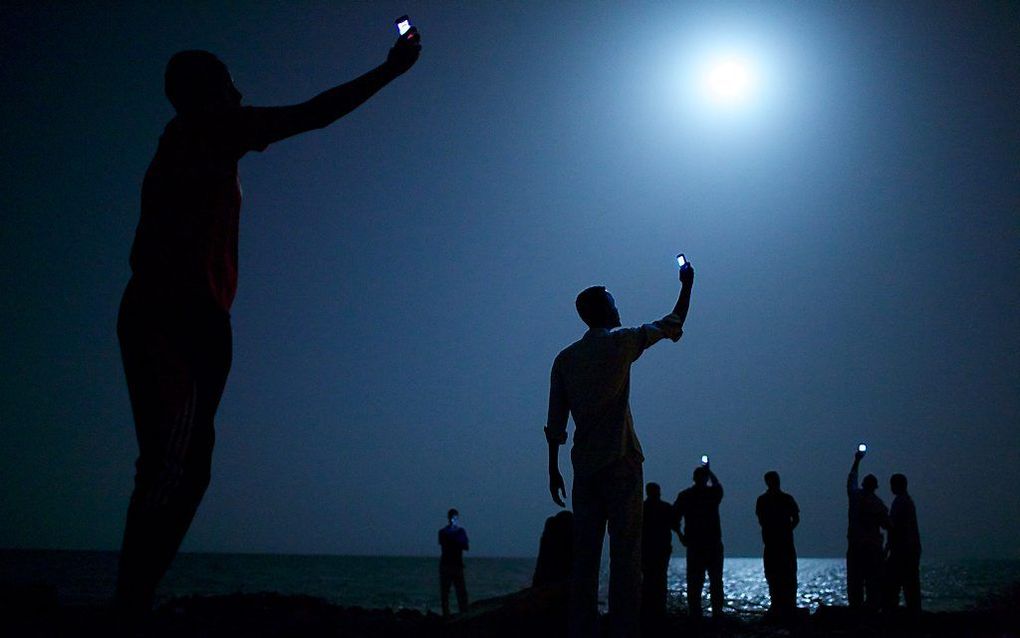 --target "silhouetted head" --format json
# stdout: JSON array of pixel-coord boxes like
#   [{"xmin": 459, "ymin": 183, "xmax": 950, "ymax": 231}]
[
  {"xmin": 447, "ymin": 508, "xmax": 459, "ymax": 523},
  {"xmin": 646, "ymin": 482, "xmax": 661, "ymax": 500},
  {"xmin": 890, "ymin": 473, "xmax": 908, "ymax": 495},
  {"xmin": 764, "ymin": 471, "xmax": 780, "ymax": 490},
  {"xmin": 165, "ymin": 50, "xmax": 242, "ymax": 115},
  {"xmin": 575, "ymin": 286, "xmax": 621, "ymax": 330},
  {"xmin": 693, "ymin": 466, "xmax": 709, "ymax": 486},
  {"xmin": 862, "ymin": 474, "xmax": 878, "ymax": 493}
]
